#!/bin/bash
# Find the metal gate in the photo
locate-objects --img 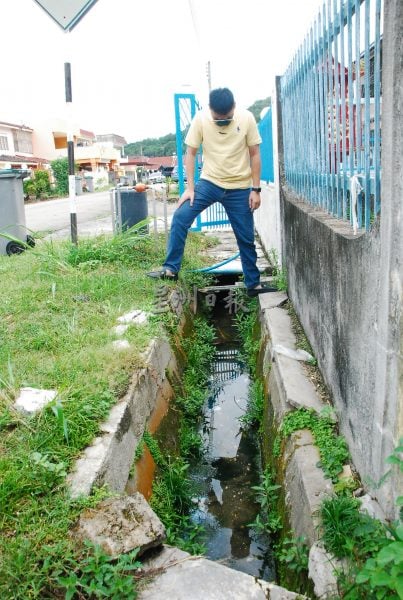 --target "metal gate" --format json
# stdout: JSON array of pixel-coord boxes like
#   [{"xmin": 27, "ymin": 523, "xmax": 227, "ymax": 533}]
[{"xmin": 174, "ymin": 92, "xmax": 231, "ymax": 231}]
